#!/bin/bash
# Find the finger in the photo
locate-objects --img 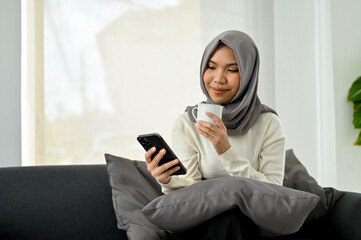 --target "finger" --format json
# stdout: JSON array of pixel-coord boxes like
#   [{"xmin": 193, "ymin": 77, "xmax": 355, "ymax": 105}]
[
  {"xmin": 197, "ymin": 125, "xmax": 224, "ymax": 146},
  {"xmin": 145, "ymin": 147, "xmax": 157, "ymax": 164},
  {"xmin": 155, "ymin": 166, "xmax": 180, "ymax": 184},
  {"xmin": 206, "ymin": 112, "xmax": 225, "ymax": 129},
  {"xmin": 196, "ymin": 125, "xmax": 214, "ymax": 140},
  {"xmin": 196, "ymin": 124, "xmax": 211, "ymax": 138},
  {"xmin": 150, "ymin": 148, "xmax": 167, "ymax": 167},
  {"xmin": 197, "ymin": 120, "xmax": 217, "ymax": 131},
  {"xmin": 153, "ymin": 159, "xmax": 179, "ymax": 177},
  {"xmin": 161, "ymin": 165, "xmax": 181, "ymax": 177},
  {"xmin": 147, "ymin": 149, "xmax": 166, "ymax": 175},
  {"xmin": 156, "ymin": 164, "xmax": 181, "ymax": 182},
  {"xmin": 196, "ymin": 121, "xmax": 218, "ymax": 136},
  {"xmin": 162, "ymin": 158, "xmax": 180, "ymax": 171},
  {"xmin": 205, "ymin": 112, "xmax": 219, "ymax": 121}
]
